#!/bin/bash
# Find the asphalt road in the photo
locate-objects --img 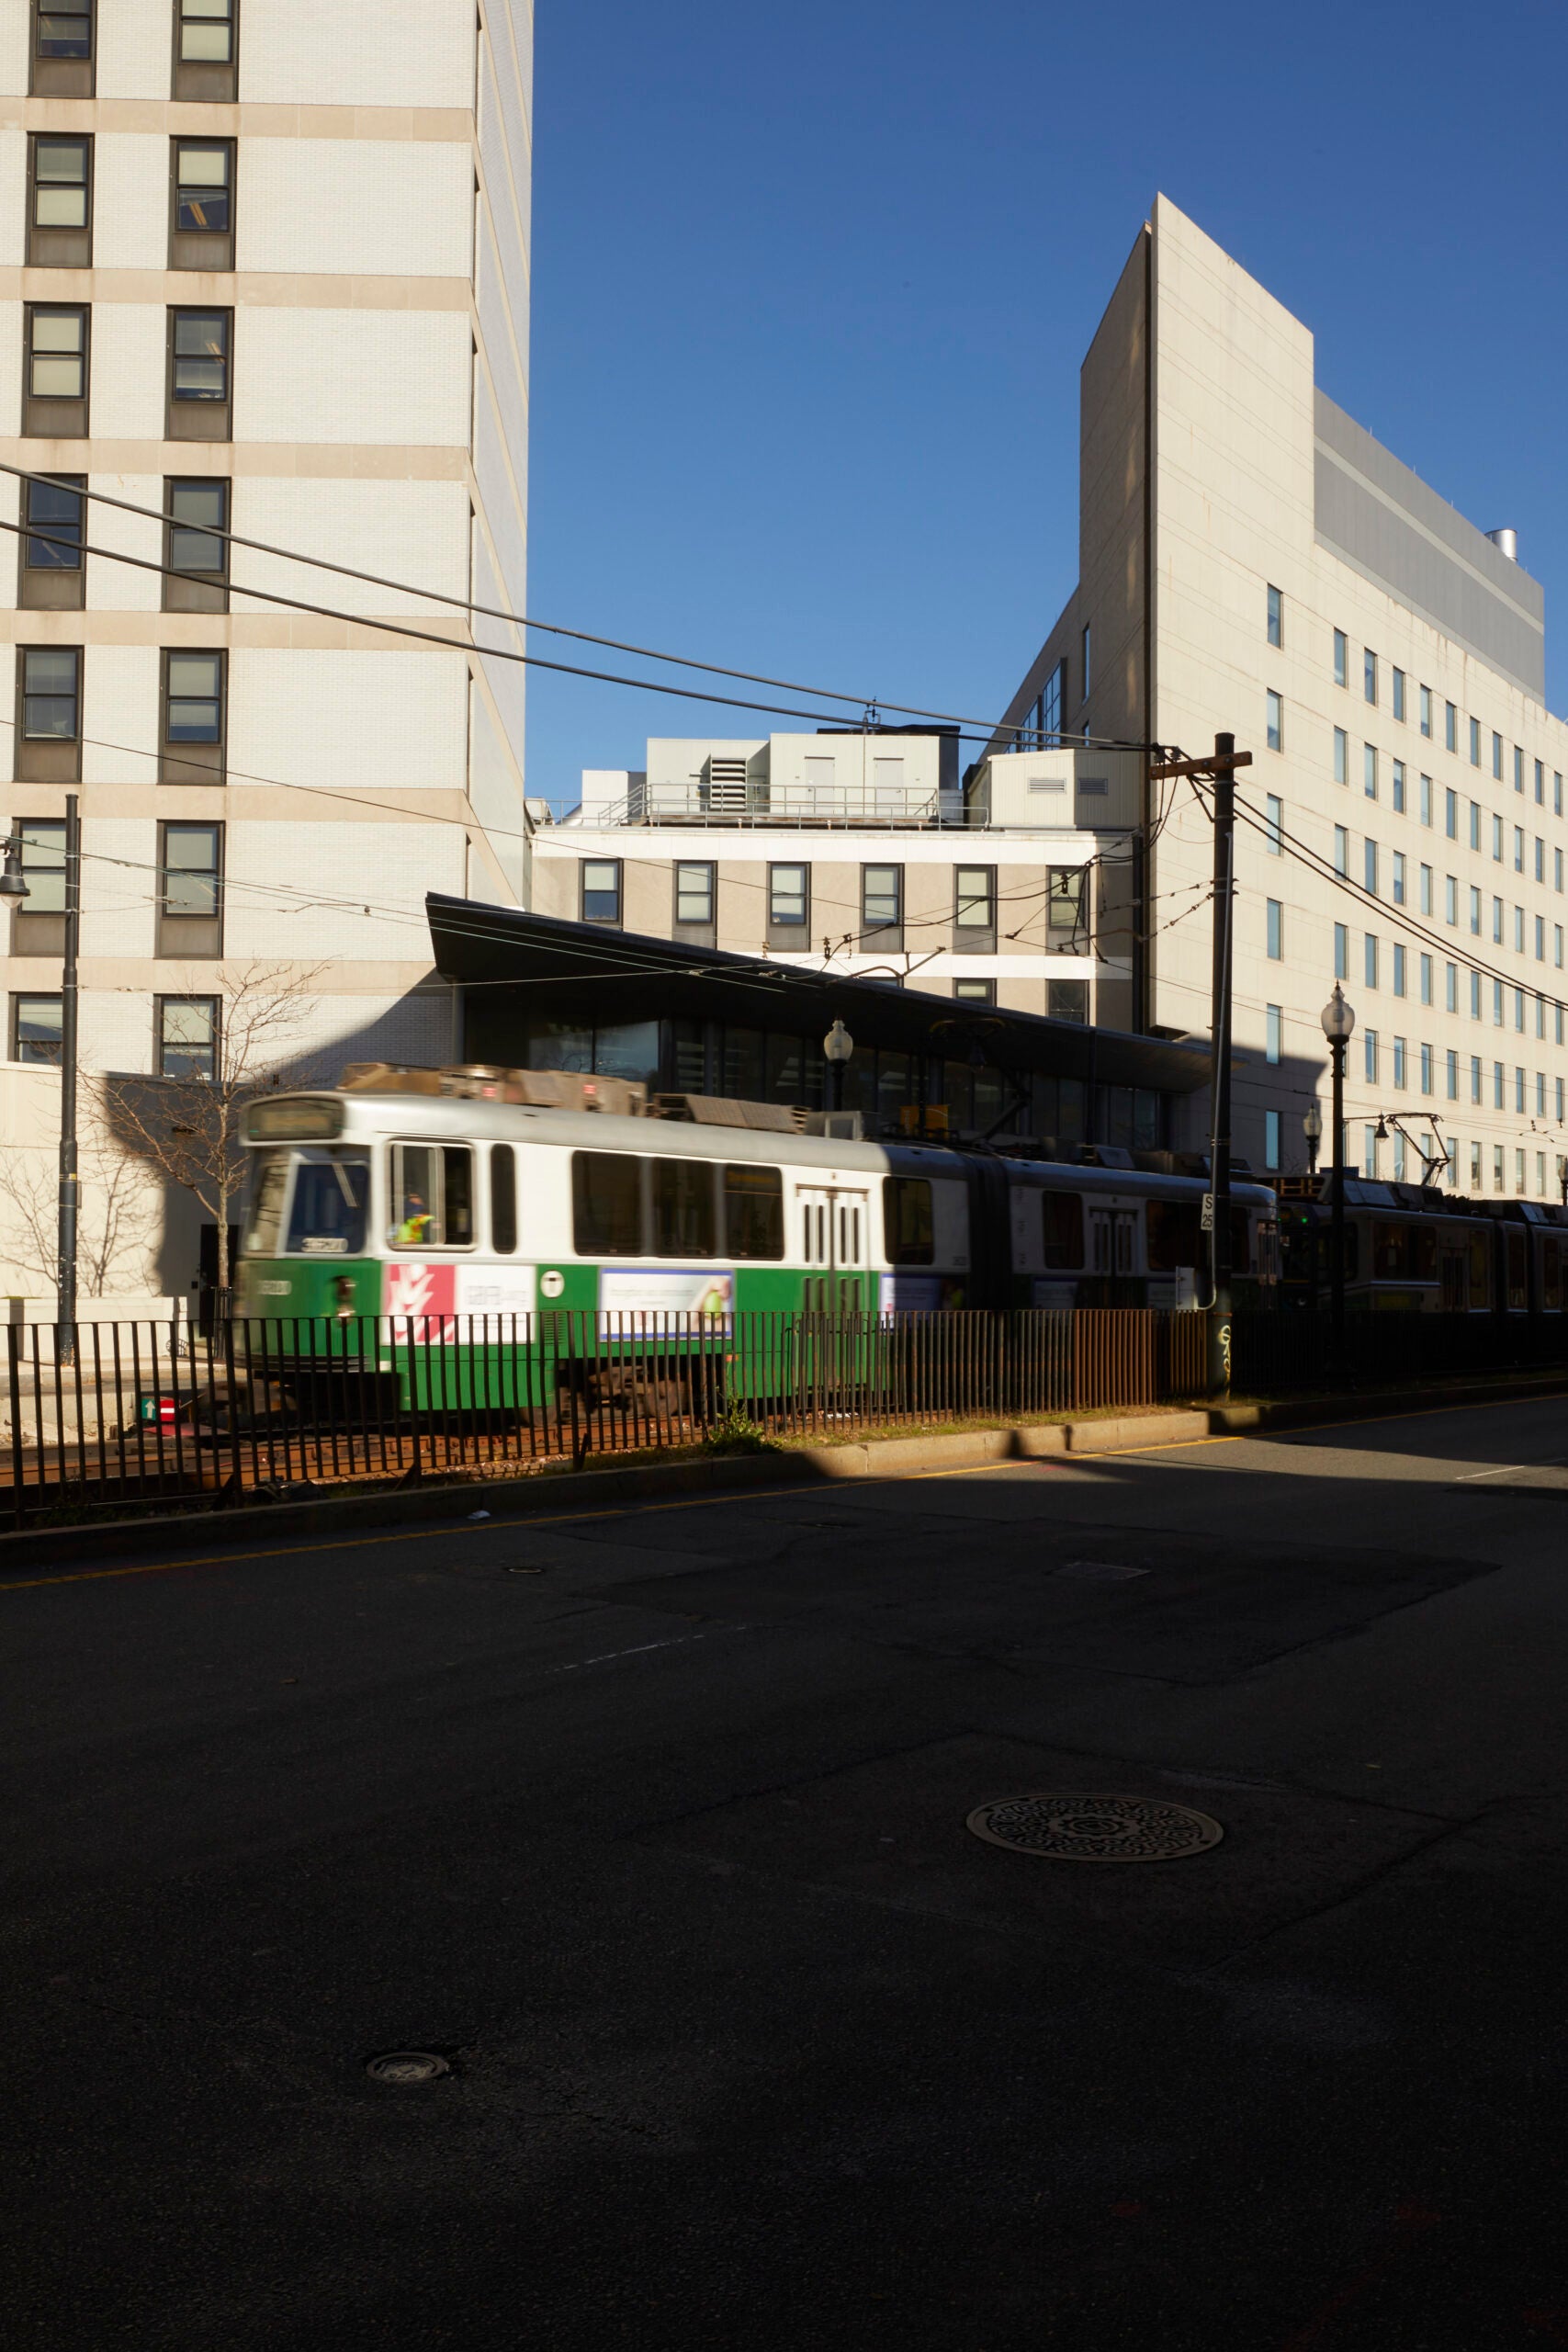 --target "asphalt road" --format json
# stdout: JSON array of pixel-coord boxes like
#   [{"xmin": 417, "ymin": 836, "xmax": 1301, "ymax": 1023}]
[{"xmin": 6, "ymin": 1395, "xmax": 1568, "ymax": 2351}]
